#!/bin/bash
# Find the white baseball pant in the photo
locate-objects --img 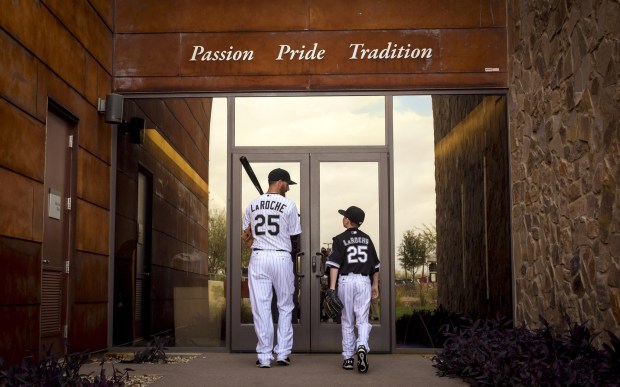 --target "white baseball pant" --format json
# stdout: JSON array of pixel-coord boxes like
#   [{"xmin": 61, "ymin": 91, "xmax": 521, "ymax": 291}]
[
  {"xmin": 338, "ymin": 273, "xmax": 372, "ymax": 359},
  {"xmin": 248, "ymin": 250, "xmax": 295, "ymax": 365}
]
